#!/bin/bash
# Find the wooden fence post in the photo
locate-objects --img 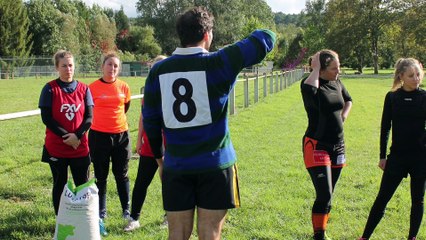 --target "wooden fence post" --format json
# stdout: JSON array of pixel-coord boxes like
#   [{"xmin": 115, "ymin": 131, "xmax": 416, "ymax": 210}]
[
  {"xmin": 229, "ymin": 86, "xmax": 235, "ymax": 115},
  {"xmin": 254, "ymin": 74, "xmax": 259, "ymax": 103},
  {"xmin": 244, "ymin": 73, "xmax": 249, "ymax": 108},
  {"xmin": 275, "ymin": 72, "xmax": 279, "ymax": 92},
  {"xmin": 284, "ymin": 71, "xmax": 288, "ymax": 89},
  {"xmin": 263, "ymin": 72, "xmax": 267, "ymax": 98}
]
